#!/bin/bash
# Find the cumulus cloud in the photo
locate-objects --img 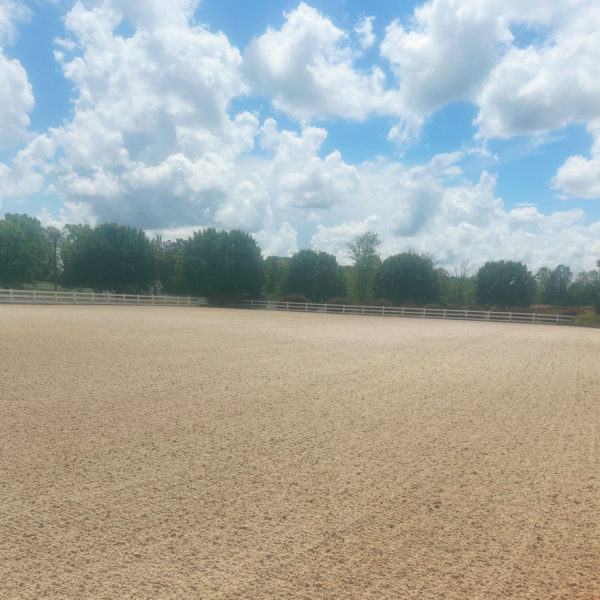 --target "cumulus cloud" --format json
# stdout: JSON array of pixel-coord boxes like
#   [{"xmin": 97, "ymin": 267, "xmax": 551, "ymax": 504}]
[
  {"xmin": 0, "ymin": 1, "xmax": 33, "ymax": 150},
  {"xmin": 255, "ymin": 222, "xmax": 299, "ymax": 258},
  {"xmin": 0, "ymin": 0, "xmax": 30, "ymax": 45},
  {"xmin": 553, "ymin": 124, "xmax": 600, "ymax": 199},
  {"xmin": 354, "ymin": 16, "xmax": 375, "ymax": 49},
  {"xmin": 245, "ymin": 2, "xmax": 398, "ymax": 122},
  {"xmin": 10, "ymin": 0, "xmax": 255, "ymax": 228},
  {"xmin": 475, "ymin": 2, "xmax": 600, "ymax": 139},
  {"xmin": 380, "ymin": 0, "xmax": 511, "ymax": 116}
]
